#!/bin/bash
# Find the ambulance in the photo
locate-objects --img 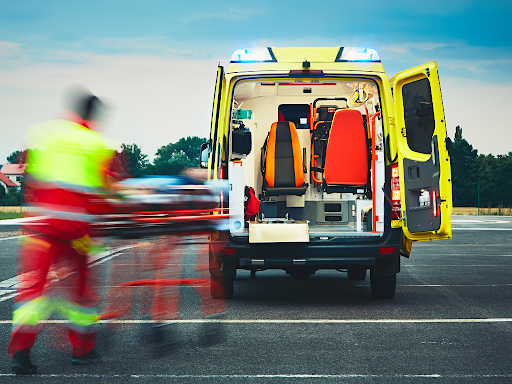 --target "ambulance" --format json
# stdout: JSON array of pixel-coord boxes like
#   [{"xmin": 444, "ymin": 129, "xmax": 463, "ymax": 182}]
[{"xmin": 201, "ymin": 47, "xmax": 453, "ymax": 299}]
